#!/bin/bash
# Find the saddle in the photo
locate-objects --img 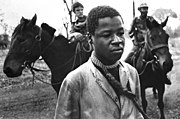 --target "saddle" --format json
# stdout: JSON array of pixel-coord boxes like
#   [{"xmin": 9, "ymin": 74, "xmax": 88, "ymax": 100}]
[{"xmin": 69, "ymin": 34, "xmax": 92, "ymax": 52}]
